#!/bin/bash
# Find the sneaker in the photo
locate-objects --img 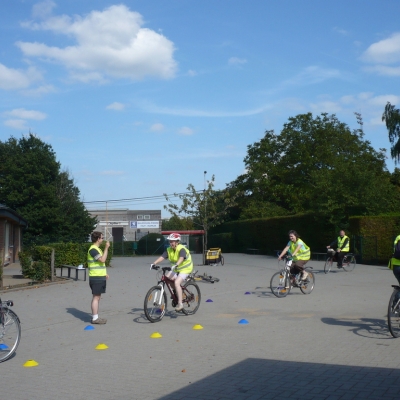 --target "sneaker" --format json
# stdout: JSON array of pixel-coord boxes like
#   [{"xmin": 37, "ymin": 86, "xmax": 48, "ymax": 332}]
[
  {"xmin": 175, "ymin": 303, "xmax": 184, "ymax": 312},
  {"xmin": 91, "ymin": 317, "xmax": 107, "ymax": 324},
  {"xmin": 337, "ymin": 265, "xmax": 343, "ymax": 269},
  {"xmin": 301, "ymin": 271, "xmax": 309, "ymax": 281}
]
